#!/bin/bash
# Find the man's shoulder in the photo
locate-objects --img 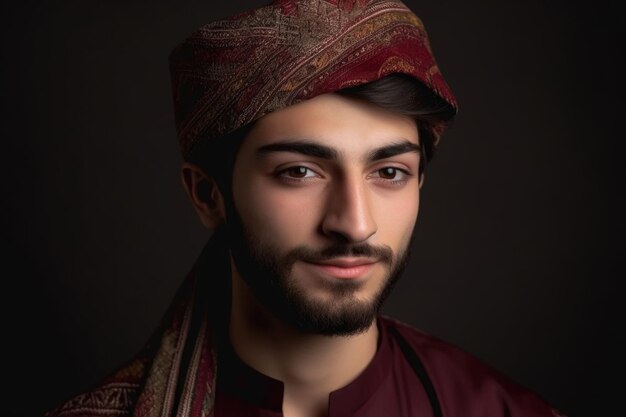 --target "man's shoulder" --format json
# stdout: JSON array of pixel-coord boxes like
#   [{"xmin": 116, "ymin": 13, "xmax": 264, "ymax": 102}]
[
  {"xmin": 380, "ymin": 315, "xmax": 567, "ymax": 417},
  {"xmin": 43, "ymin": 357, "xmax": 147, "ymax": 417},
  {"xmin": 381, "ymin": 314, "xmax": 503, "ymax": 378}
]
